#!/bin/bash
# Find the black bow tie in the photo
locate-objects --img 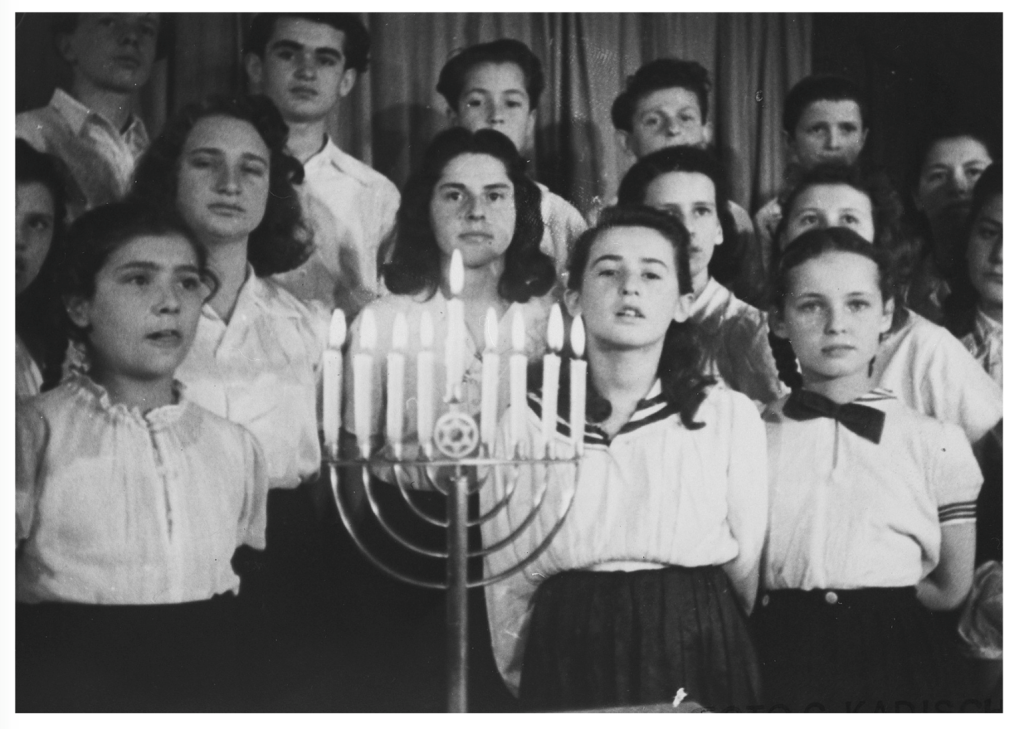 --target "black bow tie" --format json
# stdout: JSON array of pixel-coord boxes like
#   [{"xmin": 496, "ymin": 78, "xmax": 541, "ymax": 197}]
[{"xmin": 782, "ymin": 389, "xmax": 886, "ymax": 444}]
